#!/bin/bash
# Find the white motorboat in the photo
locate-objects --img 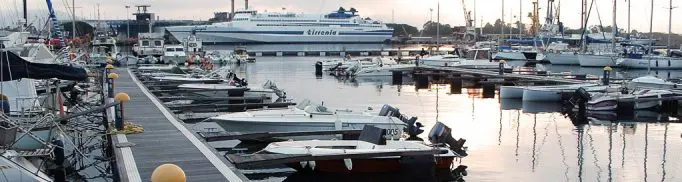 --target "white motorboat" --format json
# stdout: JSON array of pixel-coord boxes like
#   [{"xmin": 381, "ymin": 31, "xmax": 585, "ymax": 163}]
[
  {"xmin": 421, "ymin": 48, "xmax": 509, "ymax": 69},
  {"xmin": 177, "ymin": 80, "xmax": 285, "ymax": 98},
  {"xmin": 348, "ymin": 57, "xmax": 413, "ymax": 77},
  {"xmin": 89, "ymin": 31, "xmax": 119, "ymax": 65},
  {"xmin": 521, "ymin": 83, "xmax": 607, "ymax": 101},
  {"xmin": 208, "ymin": 100, "xmax": 411, "ymax": 140},
  {"xmin": 587, "ymin": 89, "xmax": 675, "ymax": 111},
  {"xmin": 627, "ymin": 75, "xmax": 680, "ymax": 90},
  {"xmin": 578, "ymin": 52, "xmax": 619, "ymax": 67},
  {"xmin": 161, "ymin": 45, "xmax": 187, "ymax": 64},
  {"xmin": 263, "ymin": 139, "xmax": 459, "ymax": 172},
  {"xmin": 258, "ymin": 122, "xmax": 464, "ymax": 173}
]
